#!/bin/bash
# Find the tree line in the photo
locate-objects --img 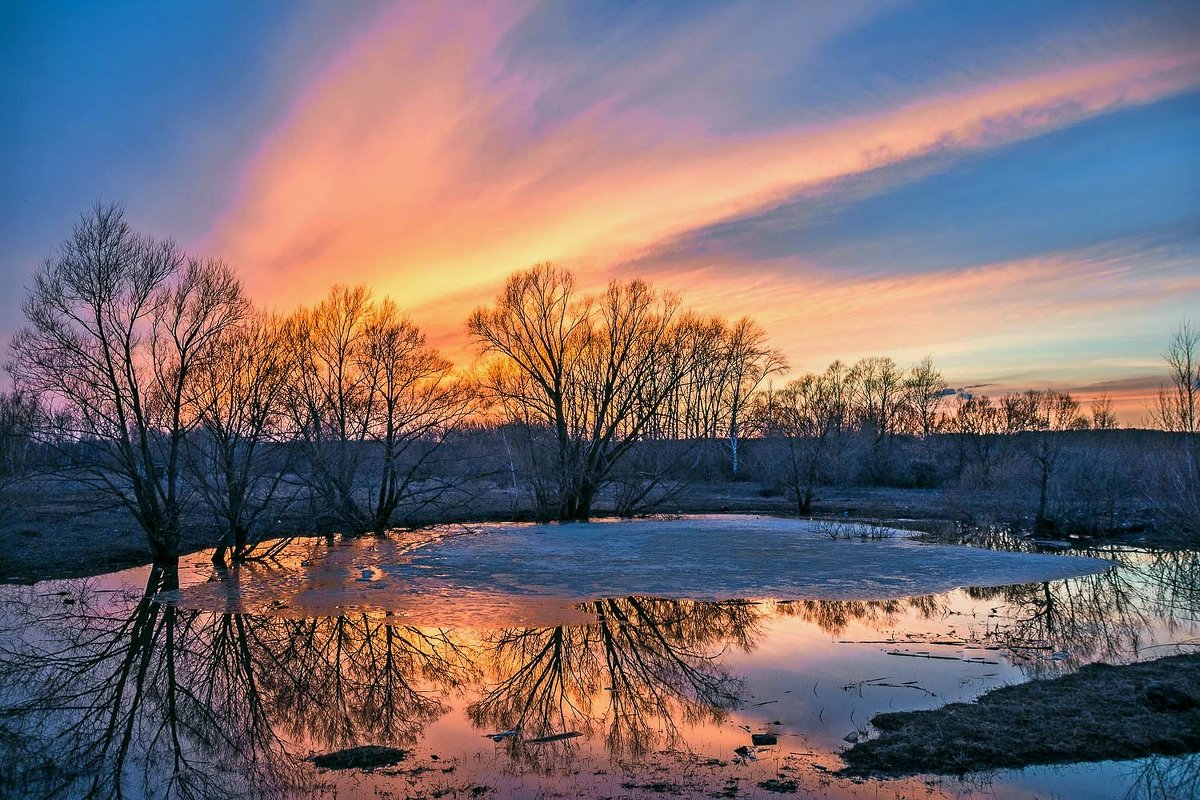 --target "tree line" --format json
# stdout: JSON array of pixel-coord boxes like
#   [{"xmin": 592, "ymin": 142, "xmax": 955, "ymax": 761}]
[{"xmin": 3, "ymin": 206, "xmax": 1197, "ymax": 561}]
